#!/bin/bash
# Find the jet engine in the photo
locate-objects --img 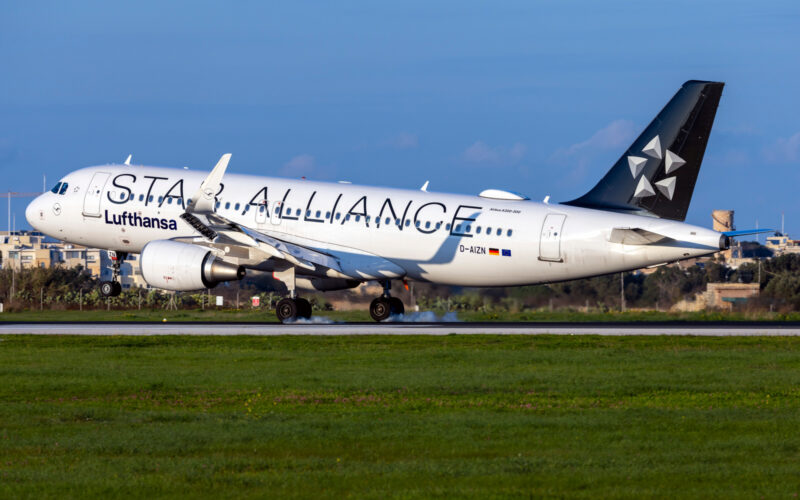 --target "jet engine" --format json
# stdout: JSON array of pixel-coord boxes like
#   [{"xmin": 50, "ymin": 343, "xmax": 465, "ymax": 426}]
[{"xmin": 140, "ymin": 240, "xmax": 245, "ymax": 291}]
